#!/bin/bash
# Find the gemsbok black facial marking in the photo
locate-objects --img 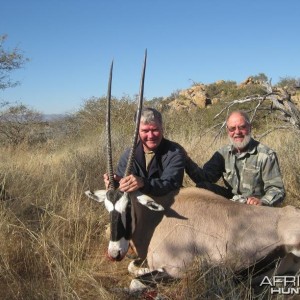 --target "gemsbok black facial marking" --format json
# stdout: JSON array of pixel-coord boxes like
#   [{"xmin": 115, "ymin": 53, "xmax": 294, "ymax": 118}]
[{"xmin": 106, "ymin": 190, "xmax": 132, "ymax": 242}]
